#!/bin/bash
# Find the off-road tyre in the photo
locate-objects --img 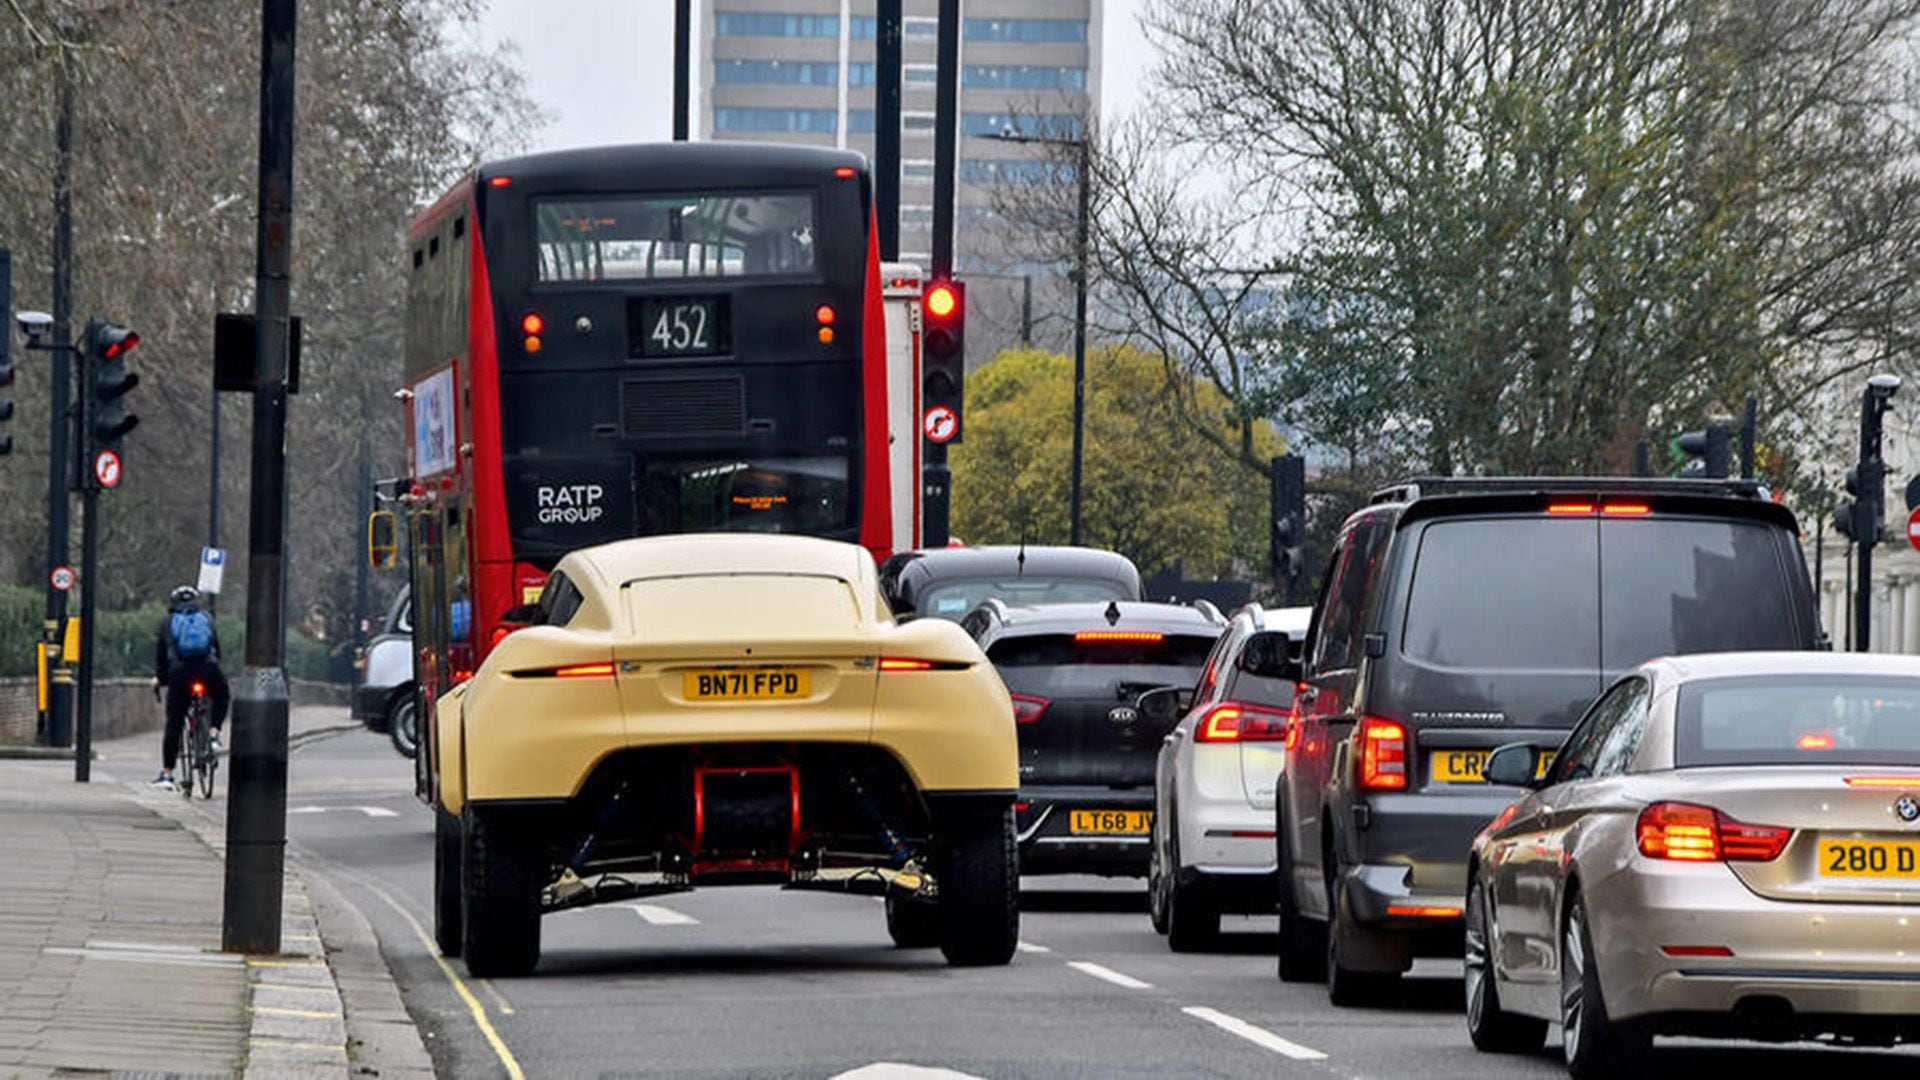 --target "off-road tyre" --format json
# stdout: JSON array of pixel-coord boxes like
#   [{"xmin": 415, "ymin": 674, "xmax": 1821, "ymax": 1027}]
[
  {"xmin": 936, "ymin": 805, "xmax": 1019, "ymax": 967},
  {"xmin": 1326, "ymin": 874, "xmax": 1400, "ymax": 1007},
  {"xmin": 1562, "ymin": 889, "xmax": 1649, "ymax": 1078},
  {"xmin": 1465, "ymin": 875, "xmax": 1547, "ymax": 1053},
  {"xmin": 460, "ymin": 805, "xmax": 543, "ymax": 977},
  {"xmin": 389, "ymin": 692, "xmax": 419, "ymax": 759},
  {"xmin": 1275, "ymin": 816, "xmax": 1327, "ymax": 982},
  {"xmin": 1163, "ymin": 827, "xmax": 1219, "ymax": 953},
  {"xmin": 885, "ymin": 891, "xmax": 941, "ymax": 948},
  {"xmin": 433, "ymin": 807, "xmax": 464, "ymax": 957}
]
